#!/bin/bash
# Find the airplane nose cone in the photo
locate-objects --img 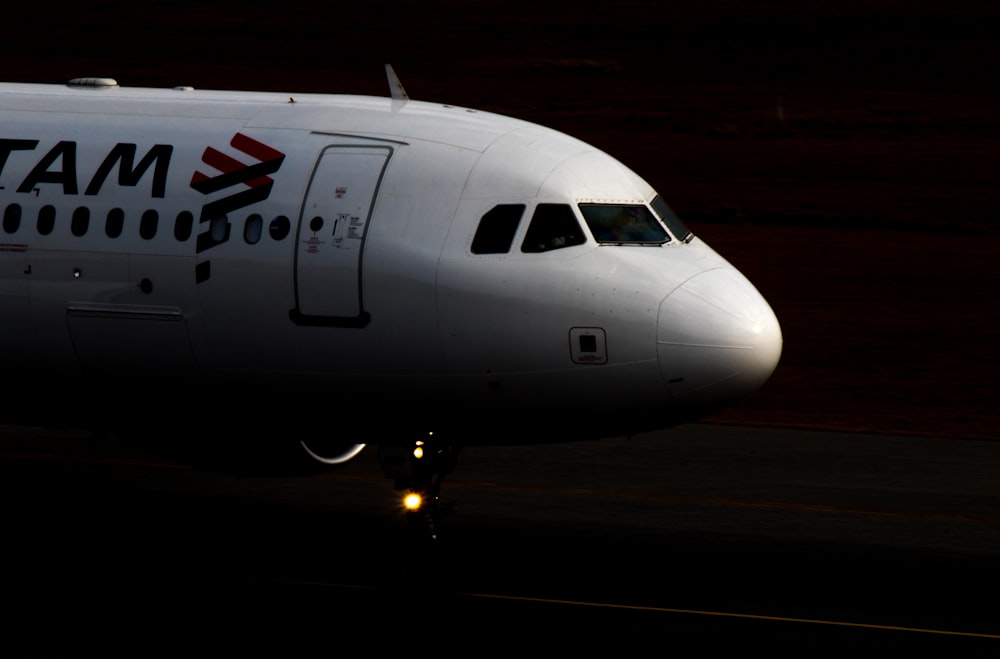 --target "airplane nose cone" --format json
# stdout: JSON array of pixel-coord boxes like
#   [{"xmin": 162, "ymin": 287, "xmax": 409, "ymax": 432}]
[{"xmin": 657, "ymin": 268, "xmax": 782, "ymax": 409}]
